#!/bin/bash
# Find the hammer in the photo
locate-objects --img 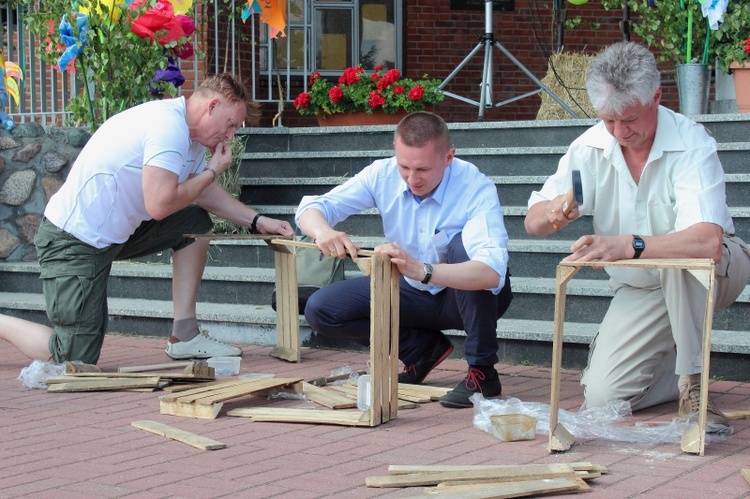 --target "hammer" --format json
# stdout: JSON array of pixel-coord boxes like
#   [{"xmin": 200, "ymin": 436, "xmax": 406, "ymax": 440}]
[{"xmin": 561, "ymin": 169, "xmax": 583, "ymax": 216}]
